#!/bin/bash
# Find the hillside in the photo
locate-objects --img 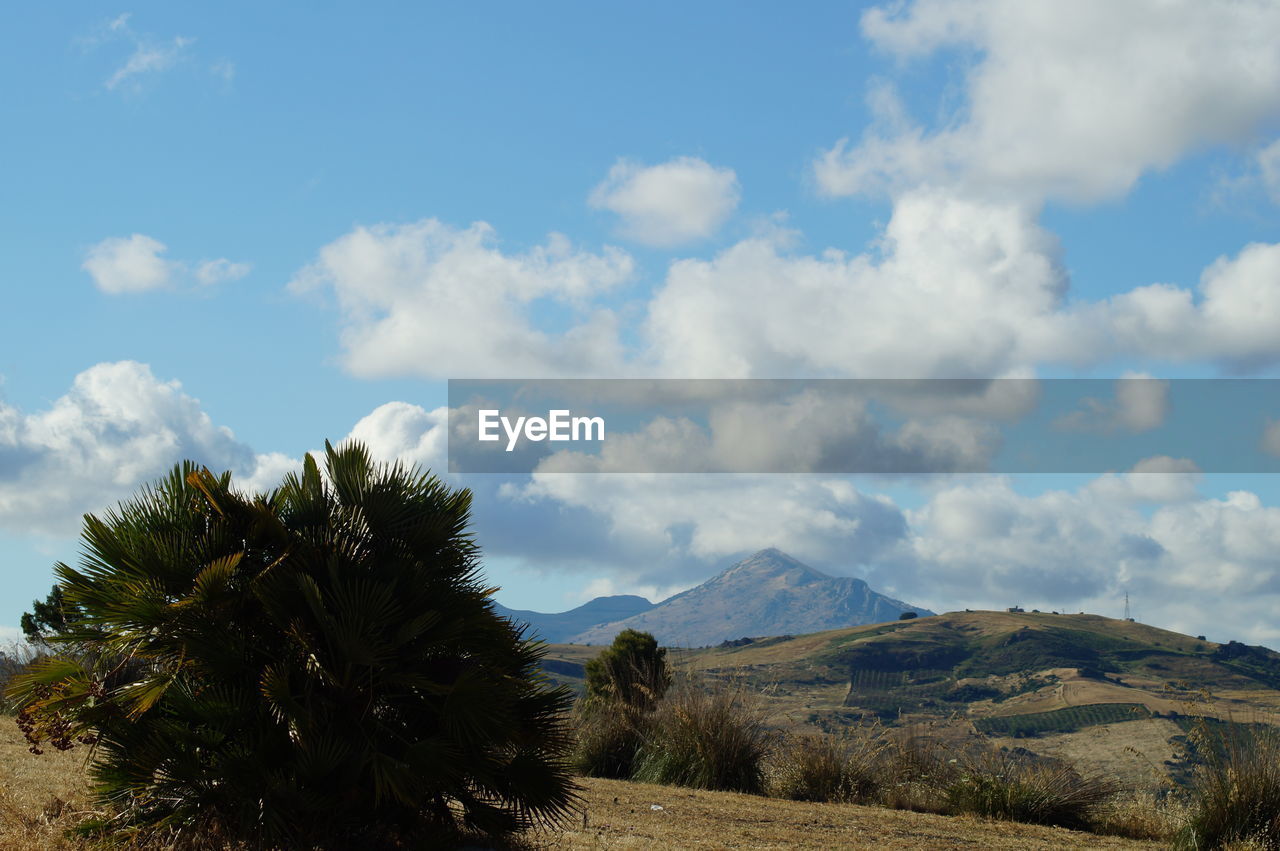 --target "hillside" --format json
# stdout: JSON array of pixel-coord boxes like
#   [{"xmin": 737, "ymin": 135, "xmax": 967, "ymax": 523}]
[
  {"xmin": 548, "ymin": 609, "xmax": 1280, "ymax": 786},
  {"xmin": 569, "ymin": 548, "xmax": 932, "ymax": 646}
]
